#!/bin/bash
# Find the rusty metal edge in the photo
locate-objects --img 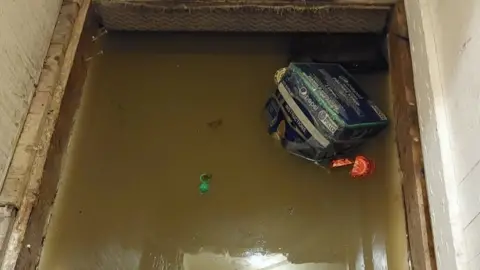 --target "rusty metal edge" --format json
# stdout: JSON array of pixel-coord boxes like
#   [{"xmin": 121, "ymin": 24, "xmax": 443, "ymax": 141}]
[{"xmin": 0, "ymin": 0, "xmax": 92, "ymax": 269}]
